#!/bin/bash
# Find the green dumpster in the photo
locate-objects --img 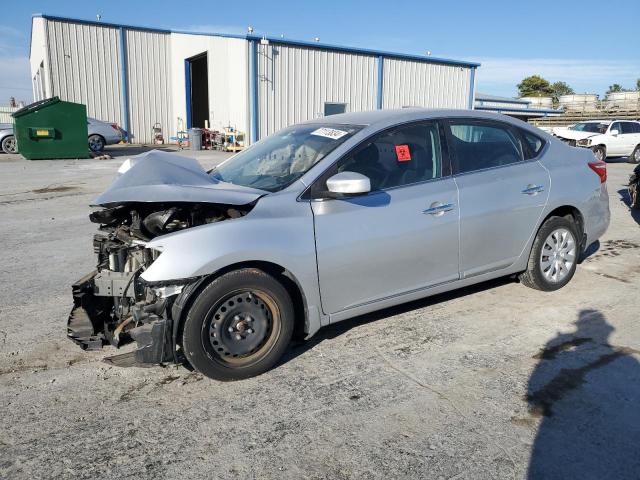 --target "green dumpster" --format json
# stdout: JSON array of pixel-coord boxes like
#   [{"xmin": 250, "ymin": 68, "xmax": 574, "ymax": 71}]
[{"xmin": 12, "ymin": 97, "xmax": 90, "ymax": 160}]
